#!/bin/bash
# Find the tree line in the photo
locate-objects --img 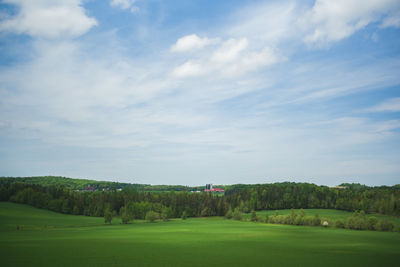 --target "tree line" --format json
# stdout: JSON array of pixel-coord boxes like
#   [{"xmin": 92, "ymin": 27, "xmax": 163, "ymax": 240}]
[
  {"xmin": 0, "ymin": 182, "xmax": 399, "ymax": 222},
  {"xmin": 225, "ymin": 209, "xmax": 399, "ymax": 232}
]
